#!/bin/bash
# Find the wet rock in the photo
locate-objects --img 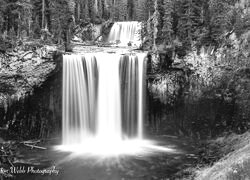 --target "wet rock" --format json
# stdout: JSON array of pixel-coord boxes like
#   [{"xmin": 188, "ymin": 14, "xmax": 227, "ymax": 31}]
[
  {"xmin": 0, "ymin": 47, "xmax": 61, "ymax": 139},
  {"xmin": 150, "ymin": 165, "xmax": 156, "ymax": 170},
  {"xmin": 126, "ymin": 170, "xmax": 134, "ymax": 176},
  {"xmin": 148, "ymin": 70, "xmax": 186, "ymax": 106}
]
